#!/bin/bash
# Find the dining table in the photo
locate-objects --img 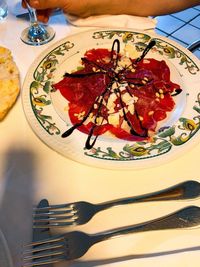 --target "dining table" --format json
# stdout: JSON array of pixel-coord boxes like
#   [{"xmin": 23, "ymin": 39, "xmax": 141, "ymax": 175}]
[{"xmin": 1, "ymin": 1, "xmax": 200, "ymax": 267}]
